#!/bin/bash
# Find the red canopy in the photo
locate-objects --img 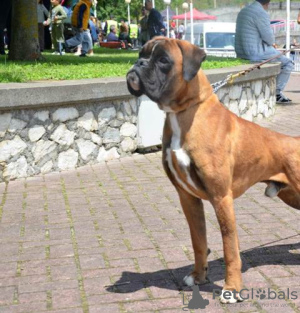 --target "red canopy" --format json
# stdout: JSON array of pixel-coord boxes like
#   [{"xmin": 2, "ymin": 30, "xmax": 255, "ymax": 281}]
[{"xmin": 173, "ymin": 8, "xmax": 217, "ymax": 20}]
